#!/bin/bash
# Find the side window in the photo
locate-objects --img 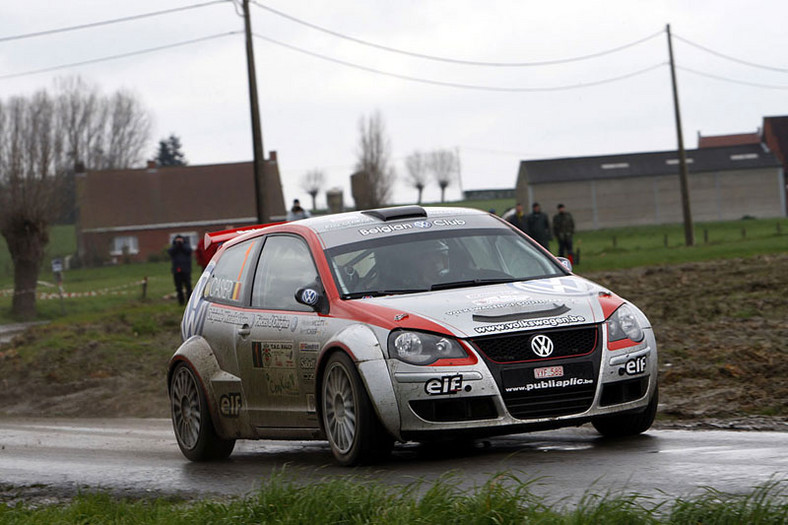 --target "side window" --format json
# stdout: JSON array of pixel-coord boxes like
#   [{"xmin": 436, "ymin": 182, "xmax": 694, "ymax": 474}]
[
  {"xmin": 203, "ymin": 238, "xmax": 260, "ymax": 305},
  {"xmin": 252, "ymin": 236, "xmax": 317, "ymax": 311}
]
